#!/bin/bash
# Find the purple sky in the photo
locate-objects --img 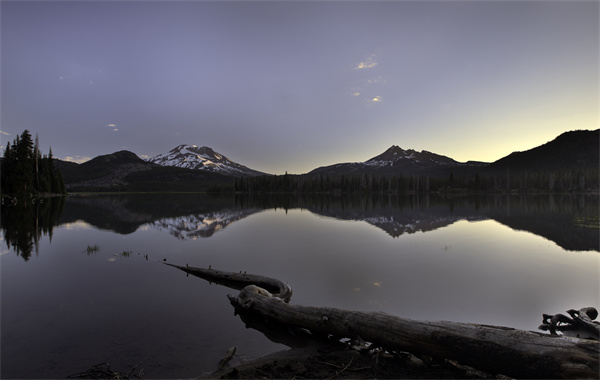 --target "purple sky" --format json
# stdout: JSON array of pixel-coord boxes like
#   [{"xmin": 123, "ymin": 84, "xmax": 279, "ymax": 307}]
[{"xmin": 2, "ymin": 1, "xmax": 597, "ymax": 174}]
